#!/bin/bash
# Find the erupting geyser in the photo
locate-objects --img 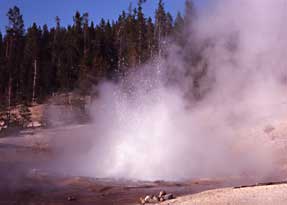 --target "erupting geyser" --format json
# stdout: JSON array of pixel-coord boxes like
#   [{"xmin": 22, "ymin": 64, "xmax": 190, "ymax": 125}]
[{"xmin": 51, "ymin": 0, "xmax": 287, "ymax": 181}]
